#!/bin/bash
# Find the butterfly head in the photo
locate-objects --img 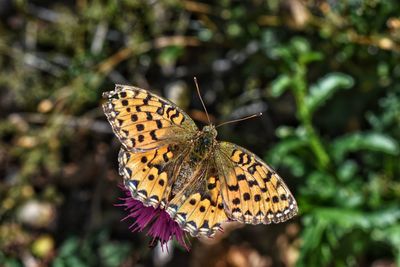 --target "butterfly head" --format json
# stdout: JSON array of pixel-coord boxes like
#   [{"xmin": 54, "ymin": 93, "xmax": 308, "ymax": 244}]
[{"xmin": 201, "ymin": 125, "xmax": 217, "ymax": 139}]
